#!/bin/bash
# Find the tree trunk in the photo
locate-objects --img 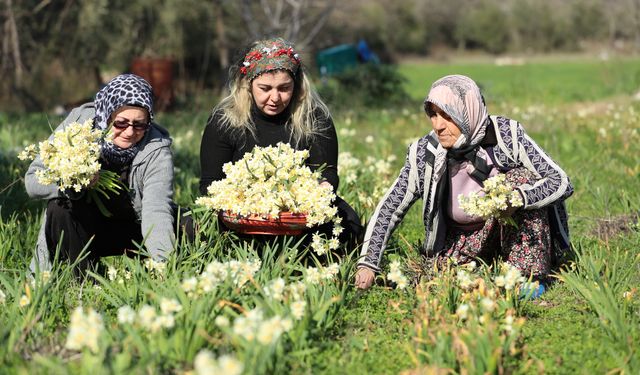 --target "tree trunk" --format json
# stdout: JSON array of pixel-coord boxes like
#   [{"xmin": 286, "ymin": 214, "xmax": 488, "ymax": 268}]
[
  {"xmin": 4, "ymin": 0, "xmax": 25, "ymax": 86},
  {"xmin": 215, "ymin": 0, "xmax": 229, "ymax": 71}
]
